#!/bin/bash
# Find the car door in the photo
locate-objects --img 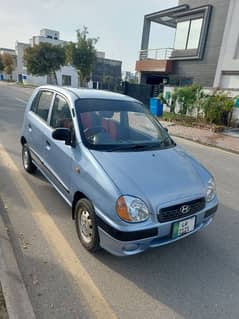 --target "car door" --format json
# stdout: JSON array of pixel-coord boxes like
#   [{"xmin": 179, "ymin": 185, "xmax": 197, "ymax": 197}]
[
  {"xmin": 43, "ymin": 93, "xmax": 75, "ymax": 201},
  {"xmin": 27, "ymin": 90, "xmax": 54, "ymax": 170}
]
